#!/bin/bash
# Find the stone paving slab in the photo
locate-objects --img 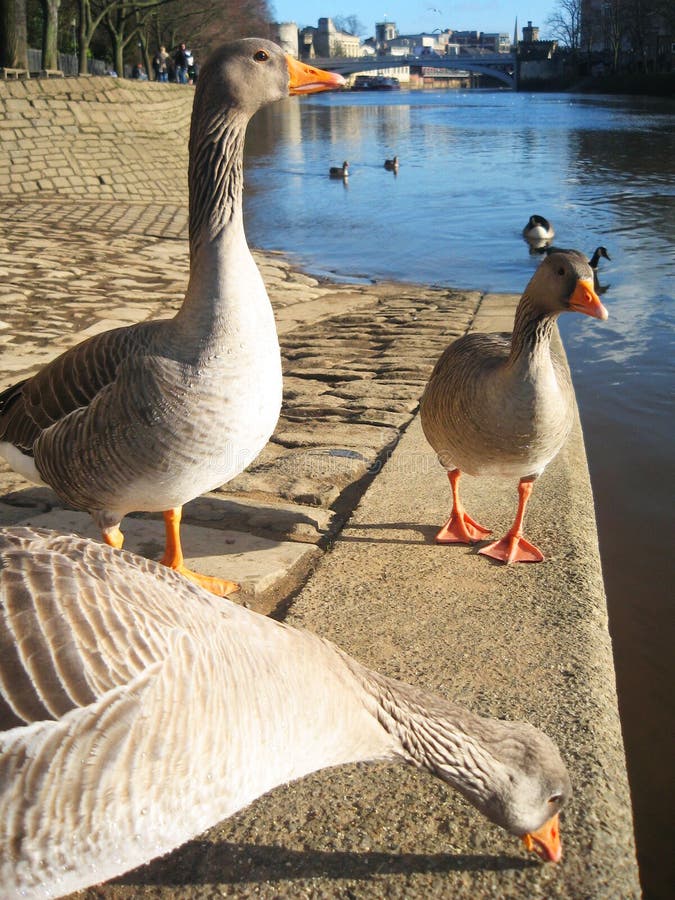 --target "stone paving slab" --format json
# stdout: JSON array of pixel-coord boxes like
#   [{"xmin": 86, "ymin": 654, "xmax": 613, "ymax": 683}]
[{"xmin": 6, "ymin": 507, "xmax": 318, "ymax": 602}]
